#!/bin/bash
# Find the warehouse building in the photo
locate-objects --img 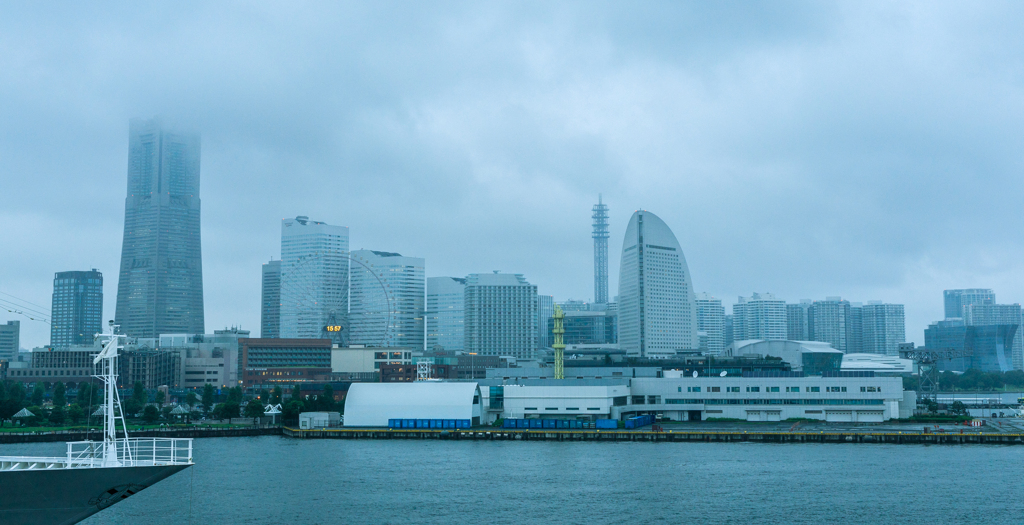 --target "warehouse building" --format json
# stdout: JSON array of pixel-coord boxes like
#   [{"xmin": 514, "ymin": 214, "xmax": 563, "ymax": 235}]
[{"xmin": 343, "ymin": 382, "xmax": 482, "ymax": 427}]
